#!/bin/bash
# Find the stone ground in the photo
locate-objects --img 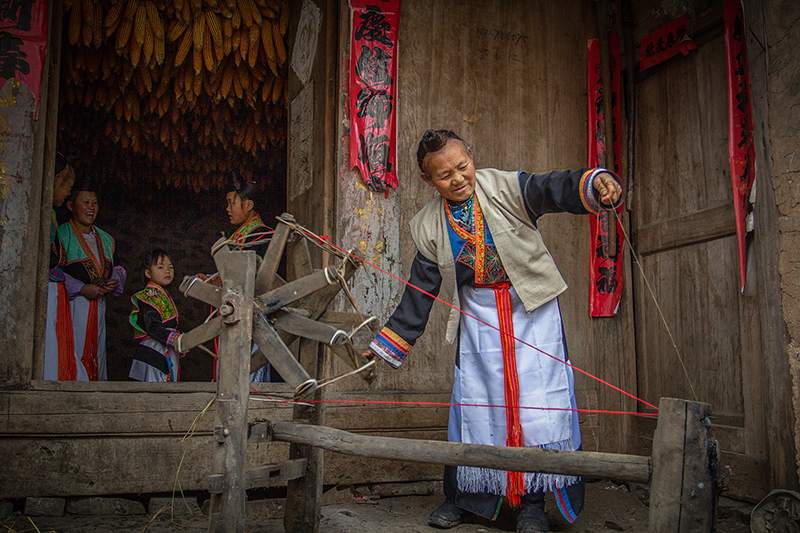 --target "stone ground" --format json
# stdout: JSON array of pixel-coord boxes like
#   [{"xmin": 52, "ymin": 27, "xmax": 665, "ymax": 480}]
[{"xmin": 0, "ymin": 479, "xmax": 753, "ymax": 533}]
